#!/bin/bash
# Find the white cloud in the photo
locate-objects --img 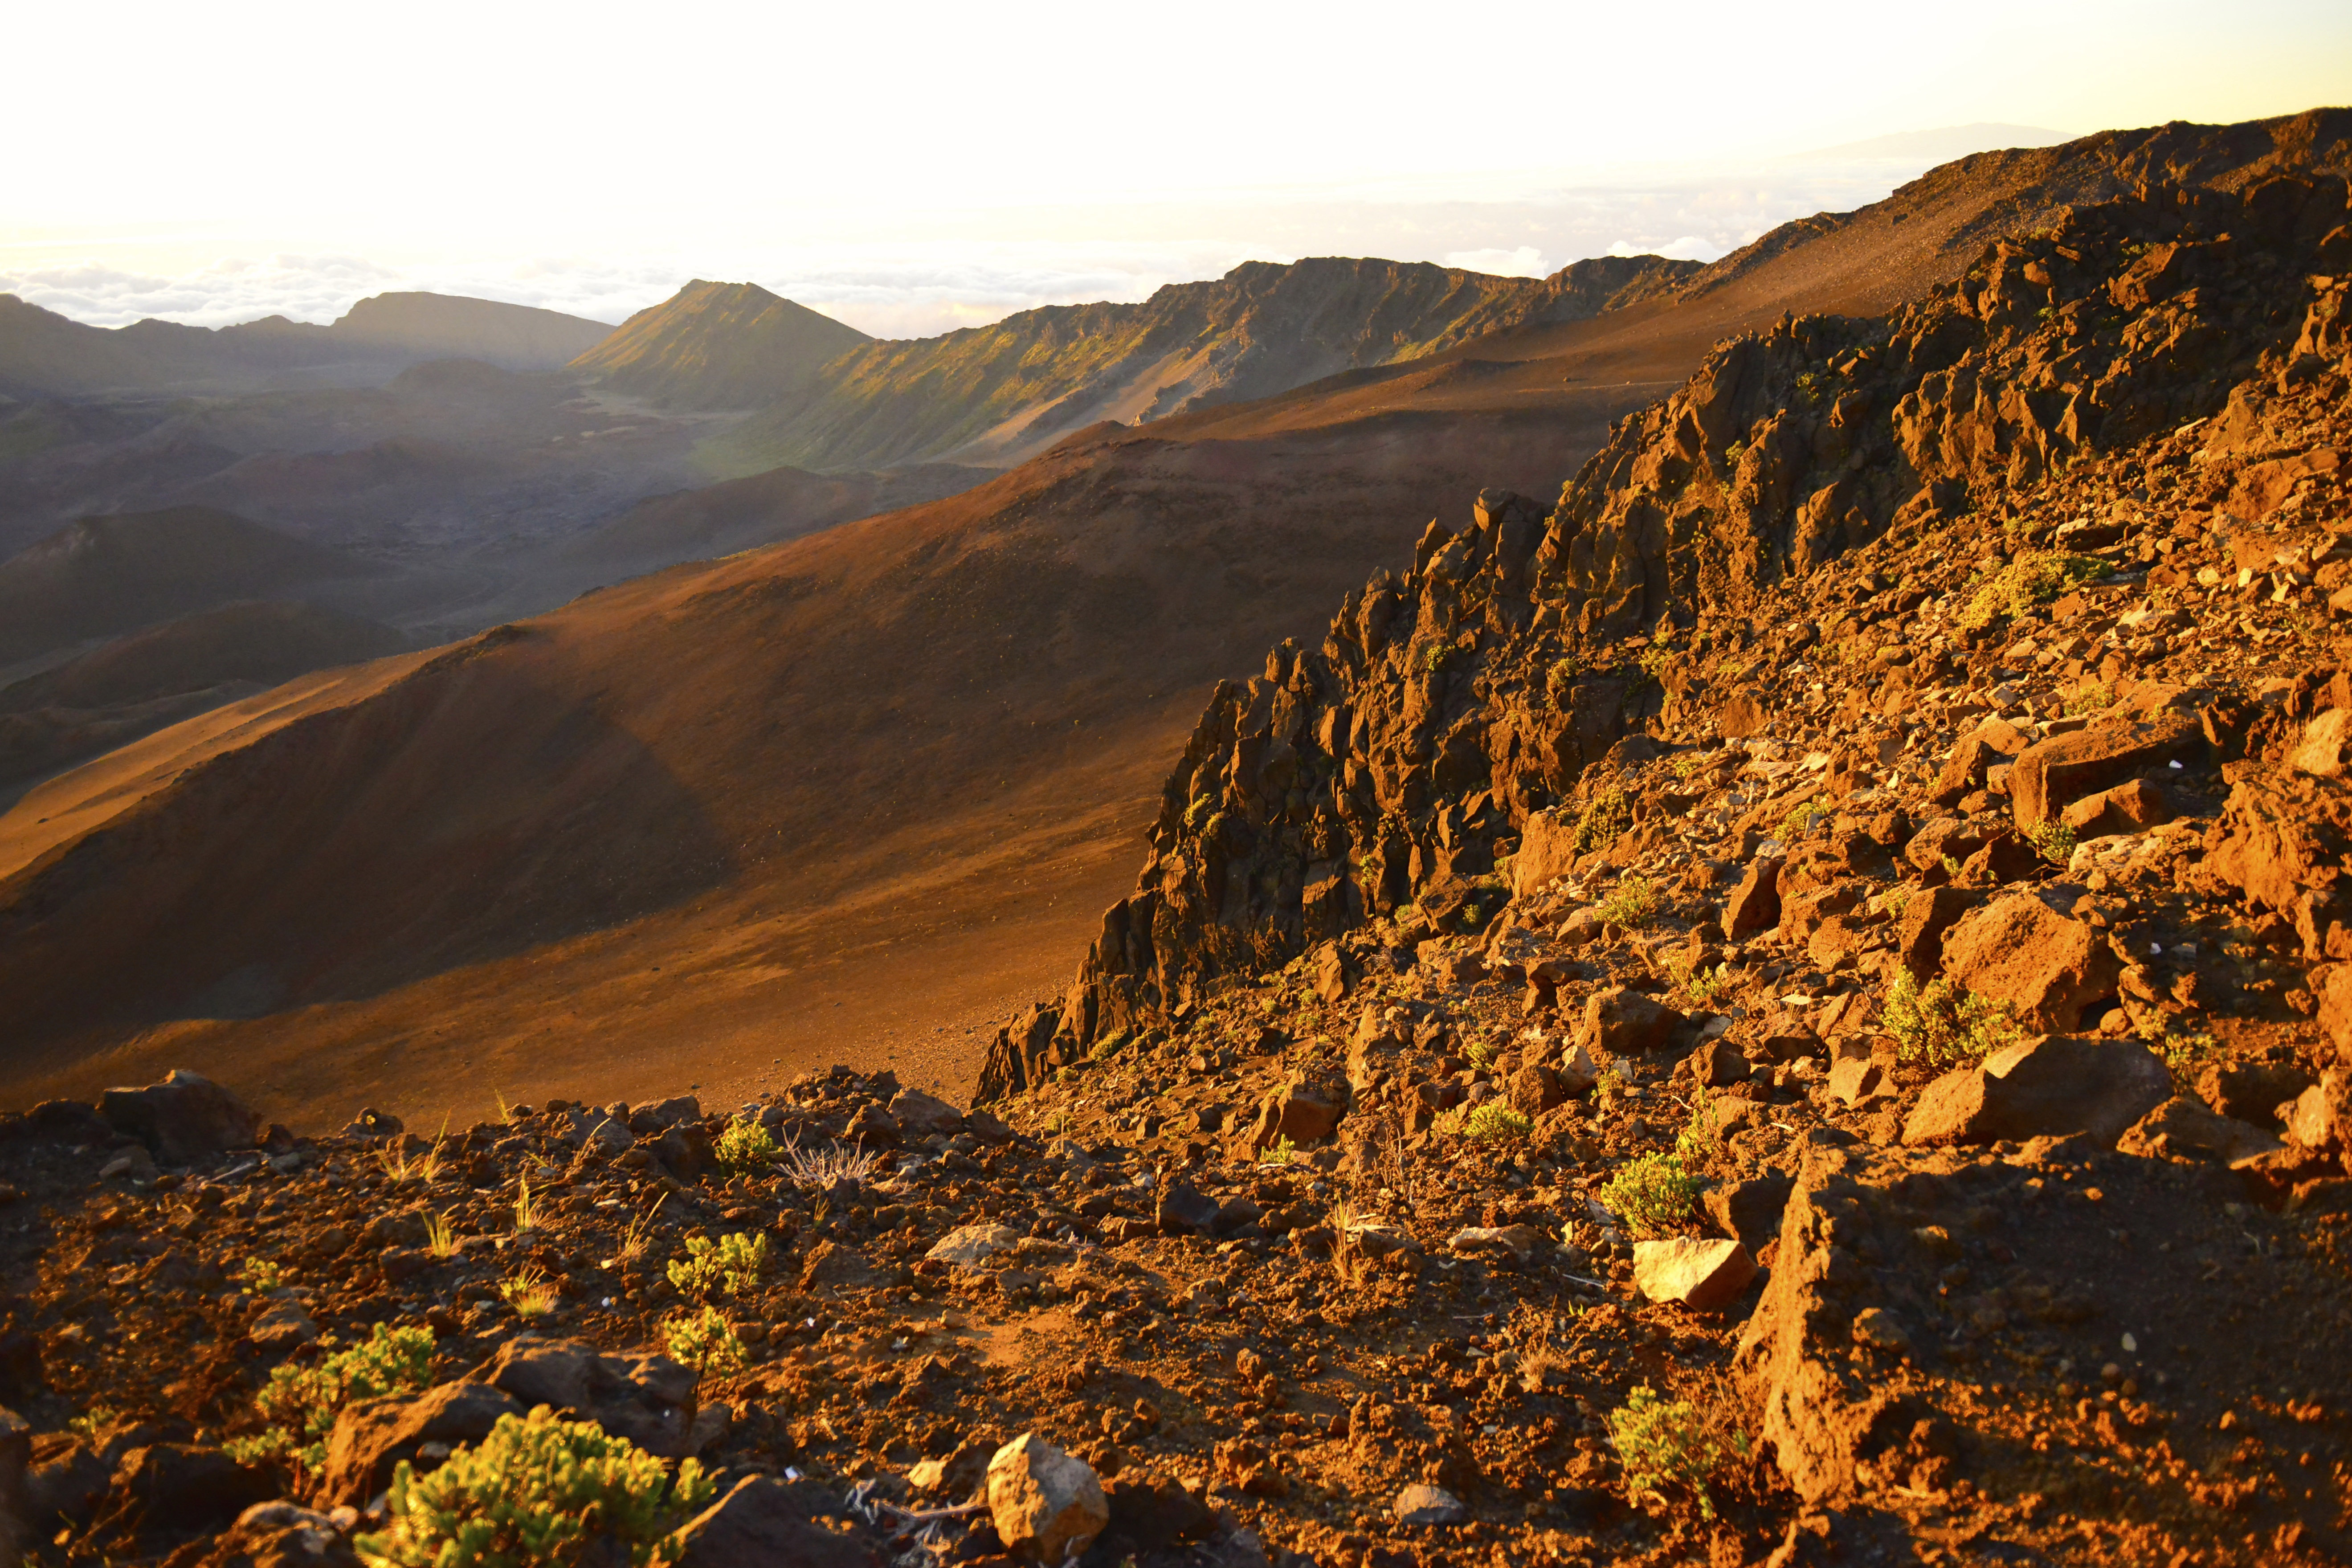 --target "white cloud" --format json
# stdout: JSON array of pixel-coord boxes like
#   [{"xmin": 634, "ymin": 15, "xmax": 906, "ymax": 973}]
[{"xmin": 1441, "ymin": 246, "xmax": 1548, "ymax": 277}]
